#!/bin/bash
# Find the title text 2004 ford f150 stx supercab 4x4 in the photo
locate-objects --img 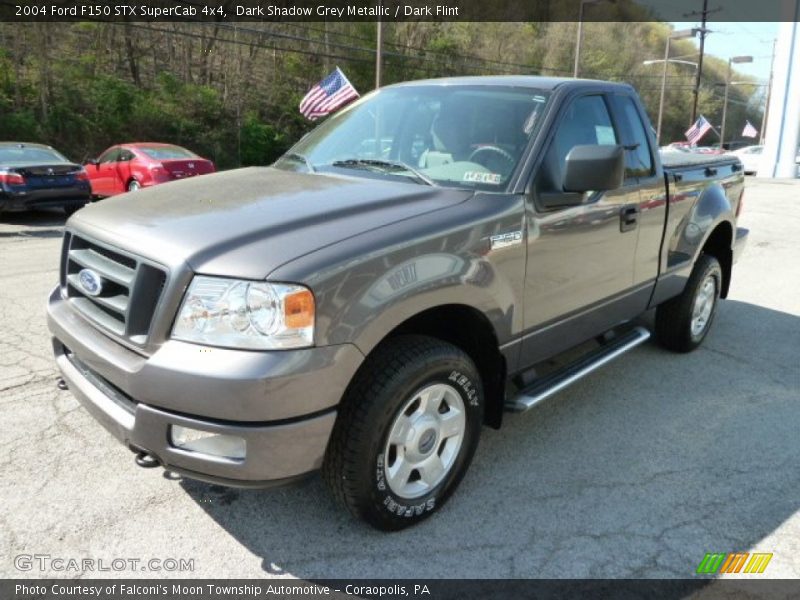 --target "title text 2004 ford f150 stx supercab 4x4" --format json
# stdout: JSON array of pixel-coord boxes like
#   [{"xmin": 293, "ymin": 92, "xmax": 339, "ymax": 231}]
[{"xmin": 48, "ymin": 76, "xmax": 748, "ymax": 530}]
